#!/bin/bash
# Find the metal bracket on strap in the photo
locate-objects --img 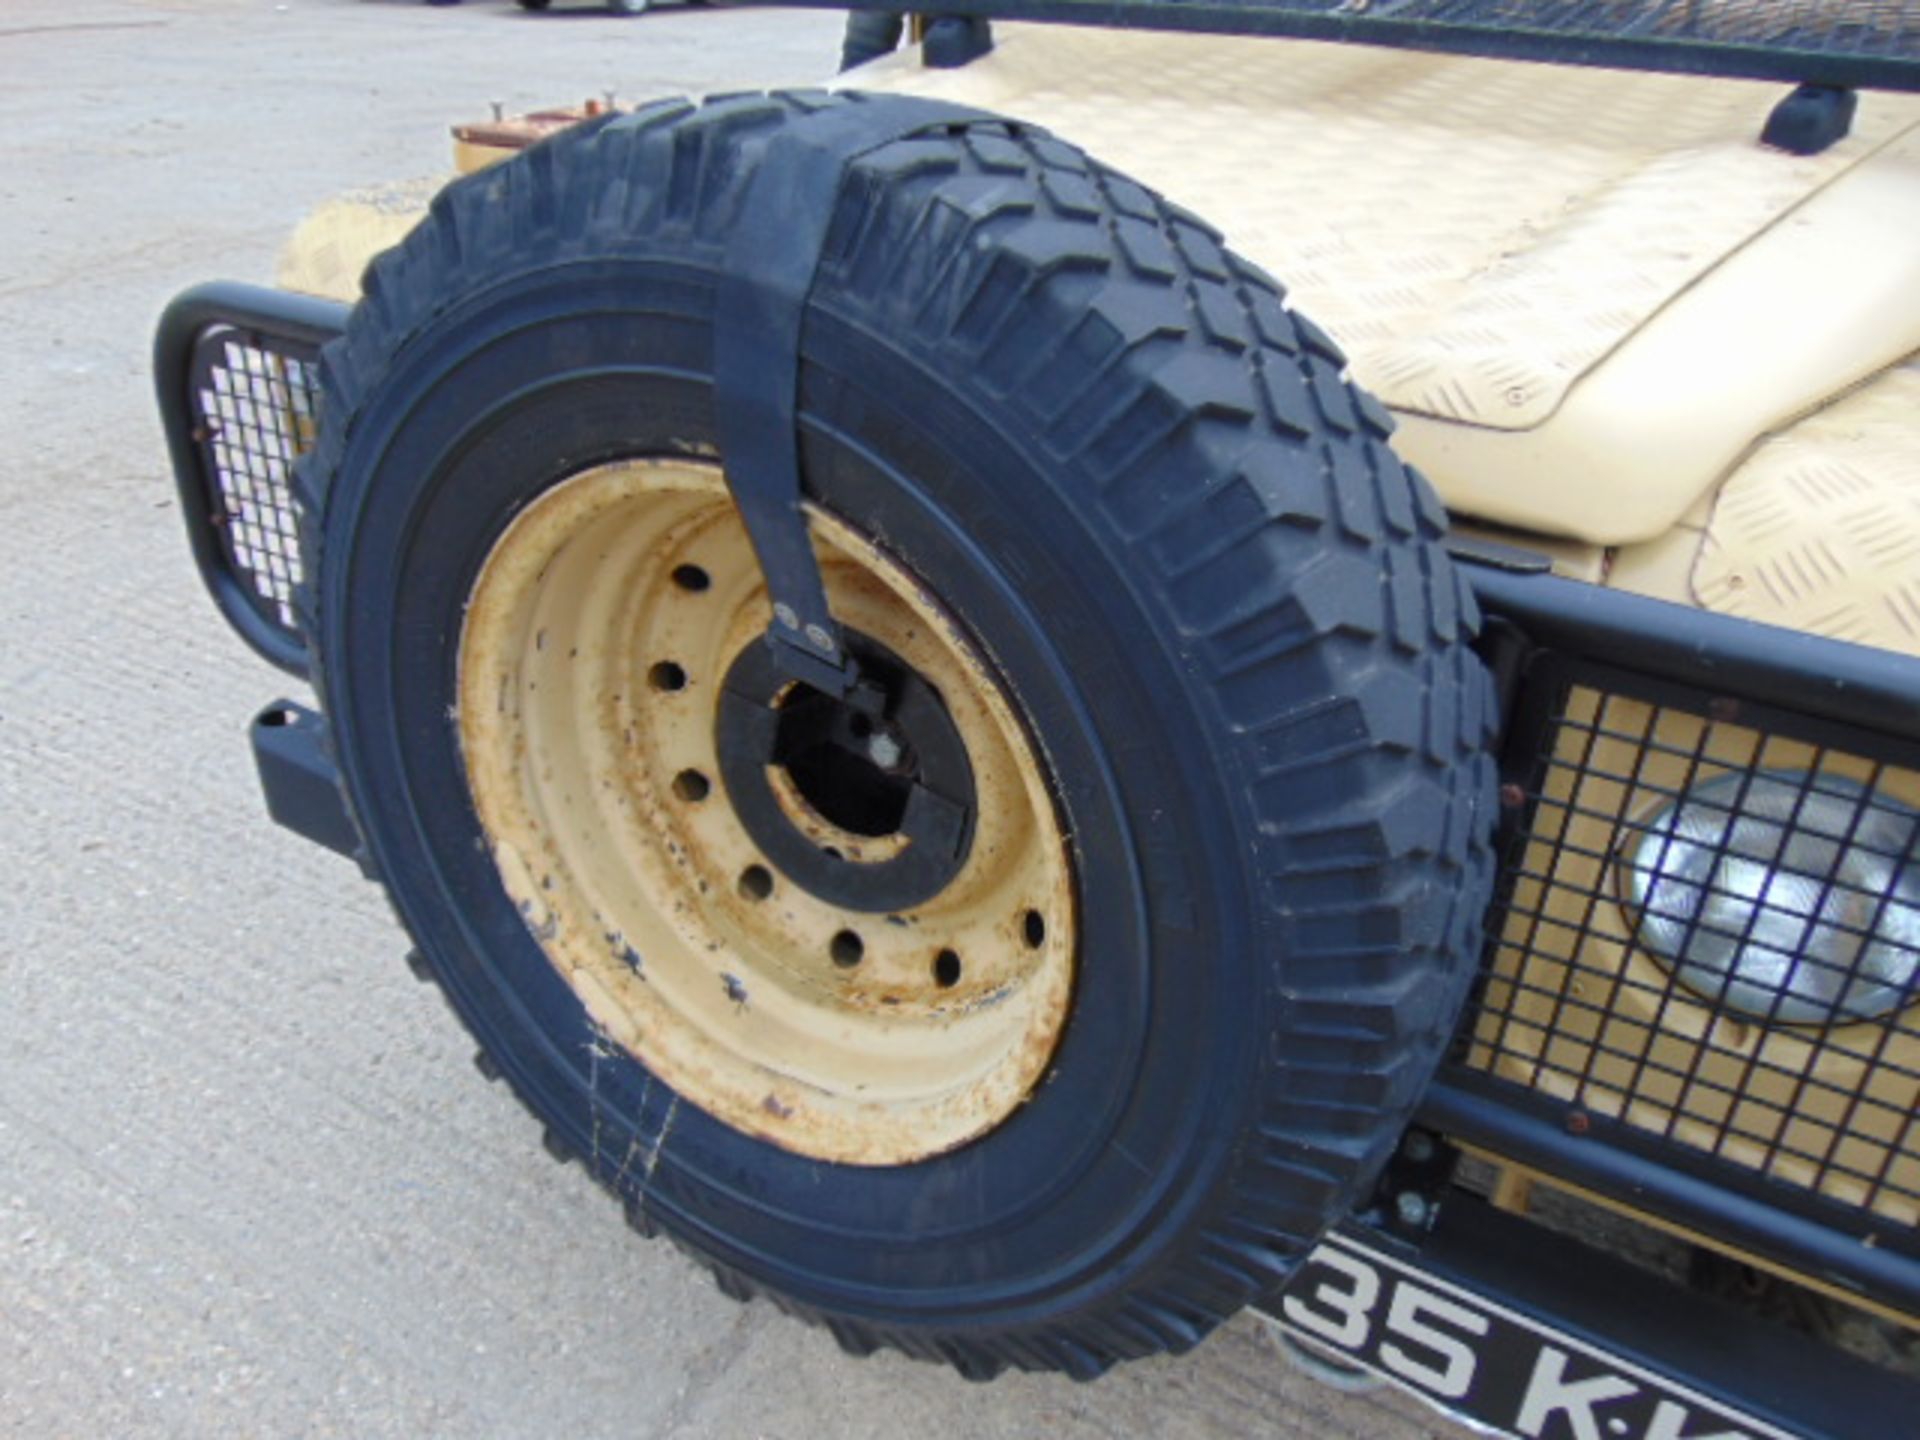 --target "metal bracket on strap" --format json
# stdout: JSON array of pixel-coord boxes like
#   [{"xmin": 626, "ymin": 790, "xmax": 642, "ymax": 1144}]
[{"xmin": 712, "ymin": 96, "xmax": 991, "ymax": 698}]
